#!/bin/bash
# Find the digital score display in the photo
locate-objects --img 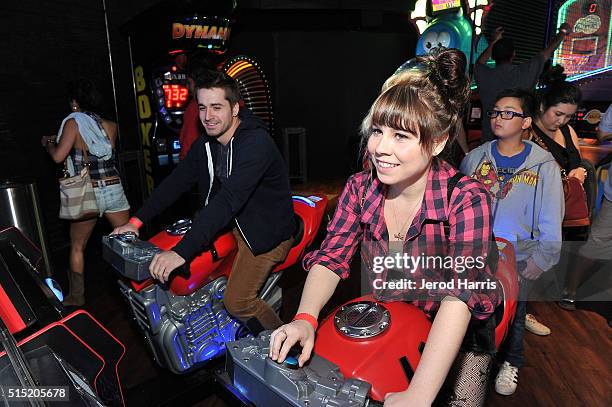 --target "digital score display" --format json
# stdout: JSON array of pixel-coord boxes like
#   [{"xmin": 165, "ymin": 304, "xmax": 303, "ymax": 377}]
[
  {"xmin": 431, "ymin": 0, "xmax": 461, "ymax": 13},
  {"xmin": 152, "ymin": 68, "xmax": 190, "ymax": 132},
  {"xmin": 162, "ymin": 84, "xmax": 188, "ymax": 109}
]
